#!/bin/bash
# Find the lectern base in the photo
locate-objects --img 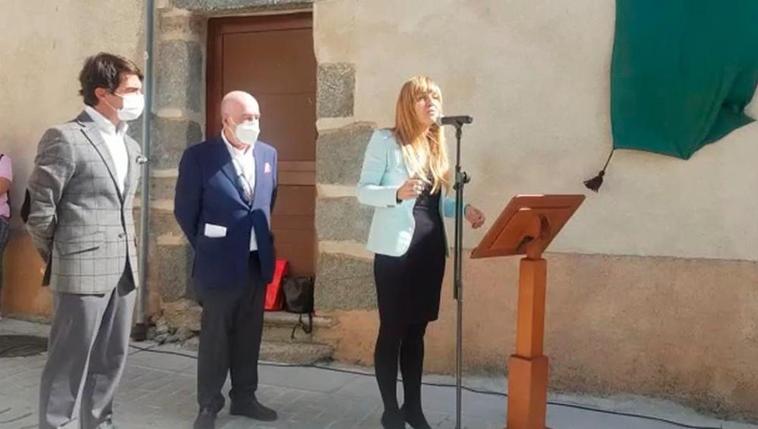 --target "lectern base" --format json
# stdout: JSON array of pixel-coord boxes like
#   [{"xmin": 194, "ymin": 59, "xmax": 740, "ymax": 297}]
[{"xmin": 506, "ymin": 355, "xmax": 548, "ymax": 429}]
